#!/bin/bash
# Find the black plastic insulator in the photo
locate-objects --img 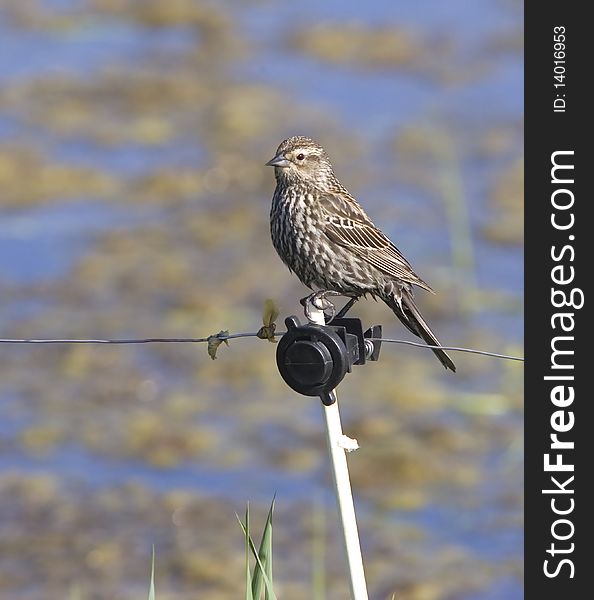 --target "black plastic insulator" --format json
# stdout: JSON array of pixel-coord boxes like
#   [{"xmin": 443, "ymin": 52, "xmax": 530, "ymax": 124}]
[
  {"xmin": 276, "ymin": 316, "xmax": 350, "ymax": 400},
  {"xmin": 284, "ymin": 340, "xmax": 333, "ymax": 387},
  {"xmin": 276, "ymin": 315, "xmax": 383, "ymax": 404},
  {"xmin": 331, "ymin": 318, "xmax": 365, "ymax": 365}
]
